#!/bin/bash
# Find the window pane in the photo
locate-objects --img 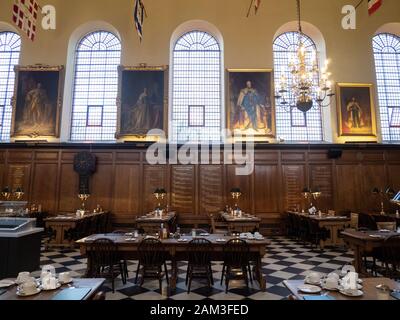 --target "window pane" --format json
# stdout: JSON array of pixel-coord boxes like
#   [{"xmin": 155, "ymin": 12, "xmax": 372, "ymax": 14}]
[
  {"xmin": 273, "ymin": 32, "xmax": 323, "ymax": 142},
  {"xmin": 171, "ymin": 31, "xmax": 222, "ymax": 143},
  {"xmin": 373, "ymin": 33, "xmax": 400, "ymax": 142},
  {"xmin": 70, "ymin": 31, "xmax": 121, "ymax": 141},
  {"xmin": 0, "ymin": 32, "xmax": 21, "ymax": 141}
]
